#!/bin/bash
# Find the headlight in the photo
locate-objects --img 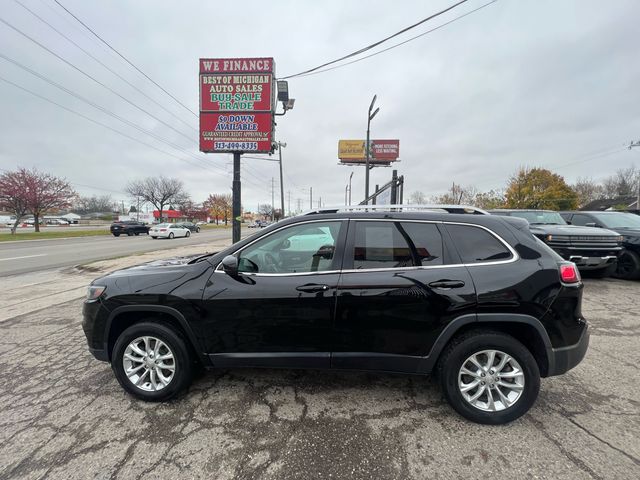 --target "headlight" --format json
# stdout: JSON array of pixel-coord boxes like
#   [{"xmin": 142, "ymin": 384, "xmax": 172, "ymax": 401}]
[{"xmin": 86, "ymin": 285, "xmax": 106, "ymax": 301}]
